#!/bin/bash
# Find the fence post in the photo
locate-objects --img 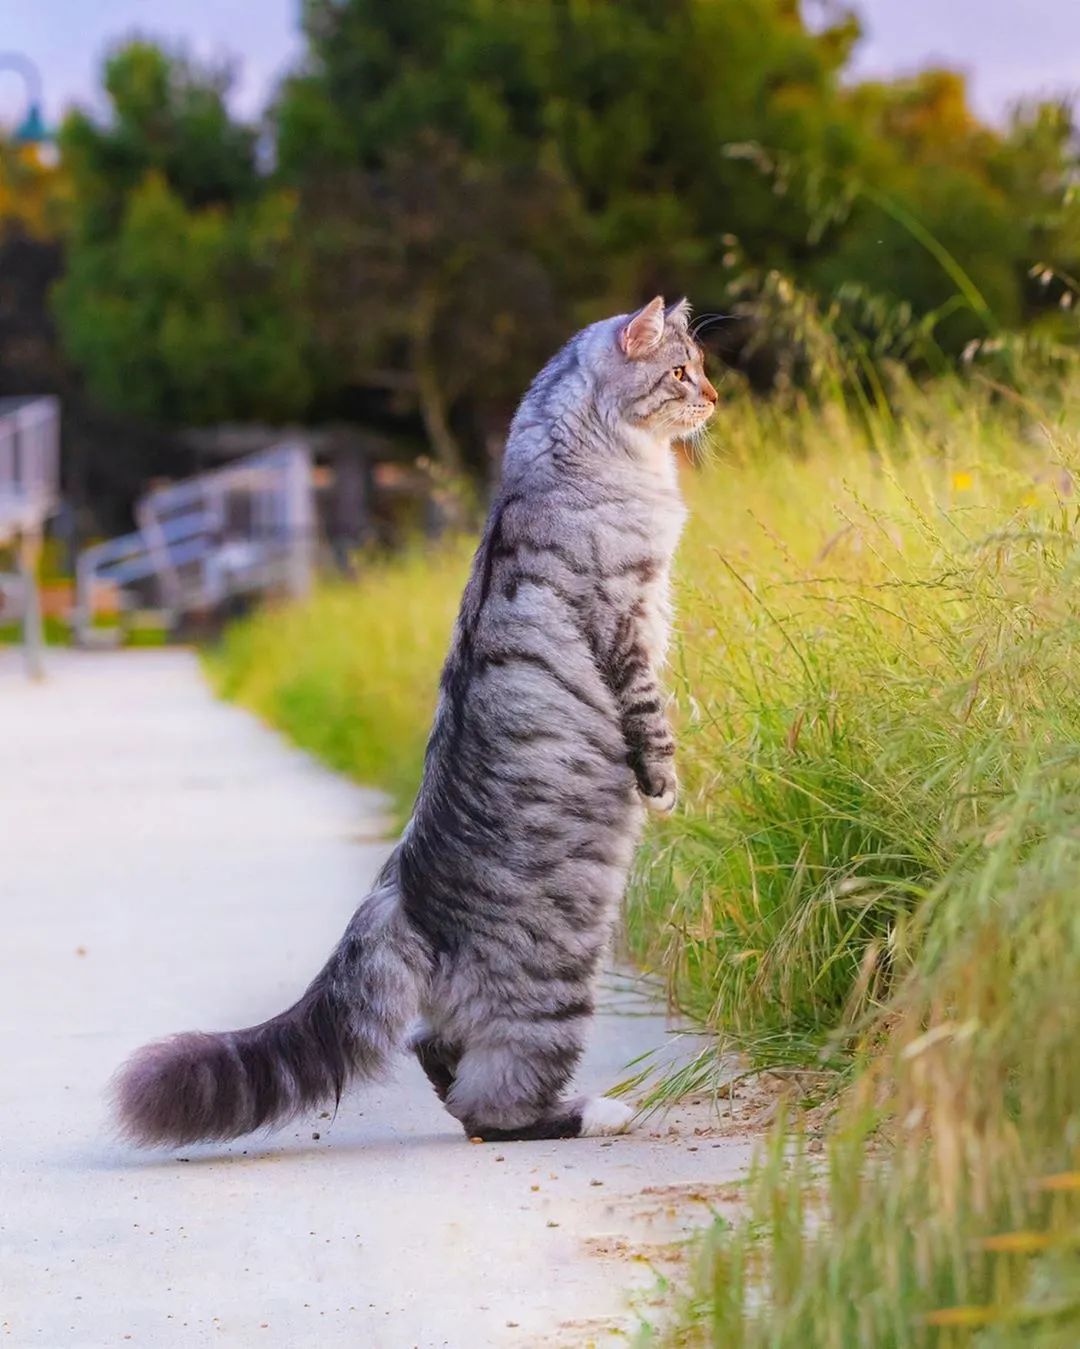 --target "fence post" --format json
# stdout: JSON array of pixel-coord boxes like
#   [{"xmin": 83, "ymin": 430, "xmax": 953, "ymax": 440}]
[
  {"xmin": 18, "ymin": 525, "xmax": 44, "ymax": 680},
  {"xmin": 285, "ymin": 446, "xmax": 315, "ymax": 601}
]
